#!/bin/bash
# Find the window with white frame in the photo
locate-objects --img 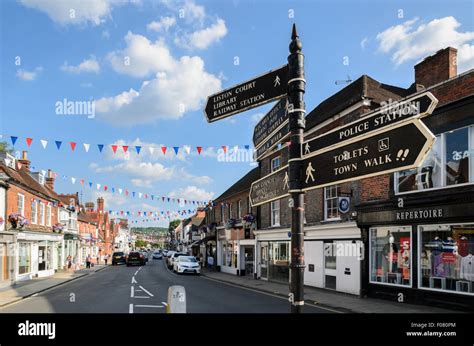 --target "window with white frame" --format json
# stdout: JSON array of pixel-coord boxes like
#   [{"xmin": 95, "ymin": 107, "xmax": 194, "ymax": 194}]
[
  {"xmin": 31, "ymin": 200, "xmax": 37, "ymax": 224},
  {"xmin": 396, "ymin": 126, "xmax": 473, "ymax": 193},
  {"xmin": 46, "ymin": 205, "xmax": 52, "ymax": 227},
  {"xmin": 237, "ymin": 200, "xmax": 242, "ymax": 218},
  {"xmin": 324, "ymin": 185, "xmax": 340, "ymax": 220},
  {"xmin": 271, "ymin": 156, "xmax": 281, "ymax": 172},
  {"xmin": 271, "ymin": 200, "xmax": 280, "ymax": 227},
  {"xmin": 221, "ymin": 205, "xmax": 225, "ymax": 223},
  {"xmin": 40, "ymin": 202, "xmax": 45, "ymax": 225},
  {"xmin": 17, "ymin": 194, "xmax": 25, "ymax": 217}
]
